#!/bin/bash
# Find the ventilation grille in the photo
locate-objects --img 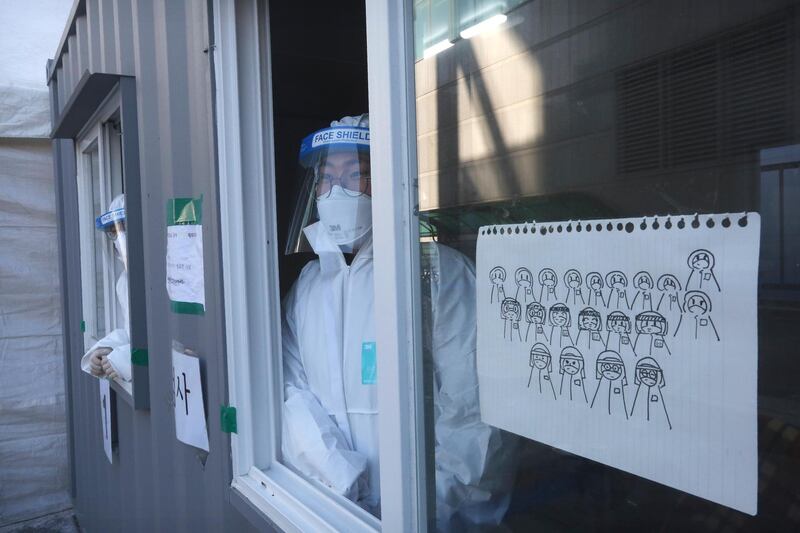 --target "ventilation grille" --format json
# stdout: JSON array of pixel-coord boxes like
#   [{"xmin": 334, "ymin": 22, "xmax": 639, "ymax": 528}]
[{"xmin": 617, "ymin": 14, "xmax": 794, "ymax": 174}]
